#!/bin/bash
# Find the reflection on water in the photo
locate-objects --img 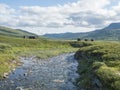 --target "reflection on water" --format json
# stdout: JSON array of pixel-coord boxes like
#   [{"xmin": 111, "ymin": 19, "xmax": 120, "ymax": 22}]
[{"xmin": 0, "ymin": 53, "xmax": 79, "ymax": 90}]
